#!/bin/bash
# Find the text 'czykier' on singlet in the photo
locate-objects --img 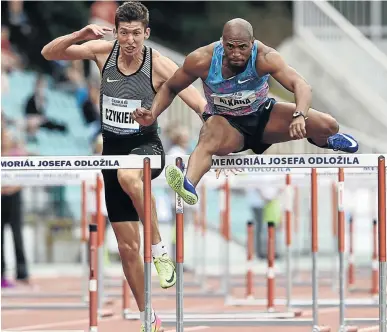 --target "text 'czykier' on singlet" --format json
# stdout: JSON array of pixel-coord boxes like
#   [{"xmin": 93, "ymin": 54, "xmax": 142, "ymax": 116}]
[
  {"xmin": 203, "ymin": 41, "xmax": 270, "ymax": 117},
  {"xmin": 100, "ymin": 41, "xmax": 157, "ymax": 140}
]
